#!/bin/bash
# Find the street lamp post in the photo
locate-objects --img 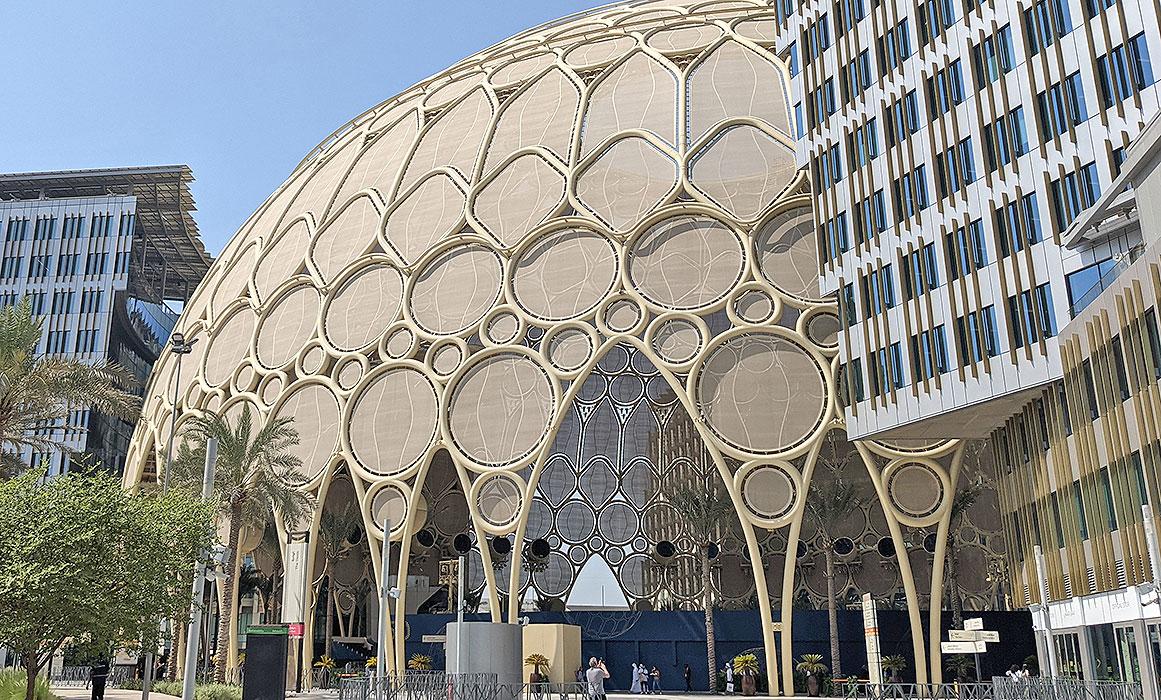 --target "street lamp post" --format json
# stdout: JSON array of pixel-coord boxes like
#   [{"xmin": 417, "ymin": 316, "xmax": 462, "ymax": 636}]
[{"xmin": 145, "ymin": 331, "xmax": 198, "ymax": 700}]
